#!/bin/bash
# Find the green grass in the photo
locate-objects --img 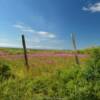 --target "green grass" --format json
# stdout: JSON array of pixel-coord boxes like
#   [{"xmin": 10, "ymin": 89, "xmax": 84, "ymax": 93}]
[
  {"xmin": 0, "ymin": 47, "xmax": 87, "ymax": 77},
  {"xmin": 0, "ymin": 47, "xmax": 73, "ymax": 54},
  {"xmin": 1, "ymin": 47, "xmax": 100, "ymax": 100}
]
